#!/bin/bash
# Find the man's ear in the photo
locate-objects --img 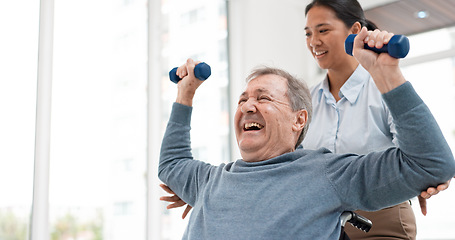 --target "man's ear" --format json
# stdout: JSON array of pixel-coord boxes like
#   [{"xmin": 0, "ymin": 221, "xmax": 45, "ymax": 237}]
[
  {"xmin": 350, "ymin": 22, "xmax": 362, "ymax": 35},
  {"xmin": 292, "ymin": 109, "xmax": 308, "ymax": 132}
]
